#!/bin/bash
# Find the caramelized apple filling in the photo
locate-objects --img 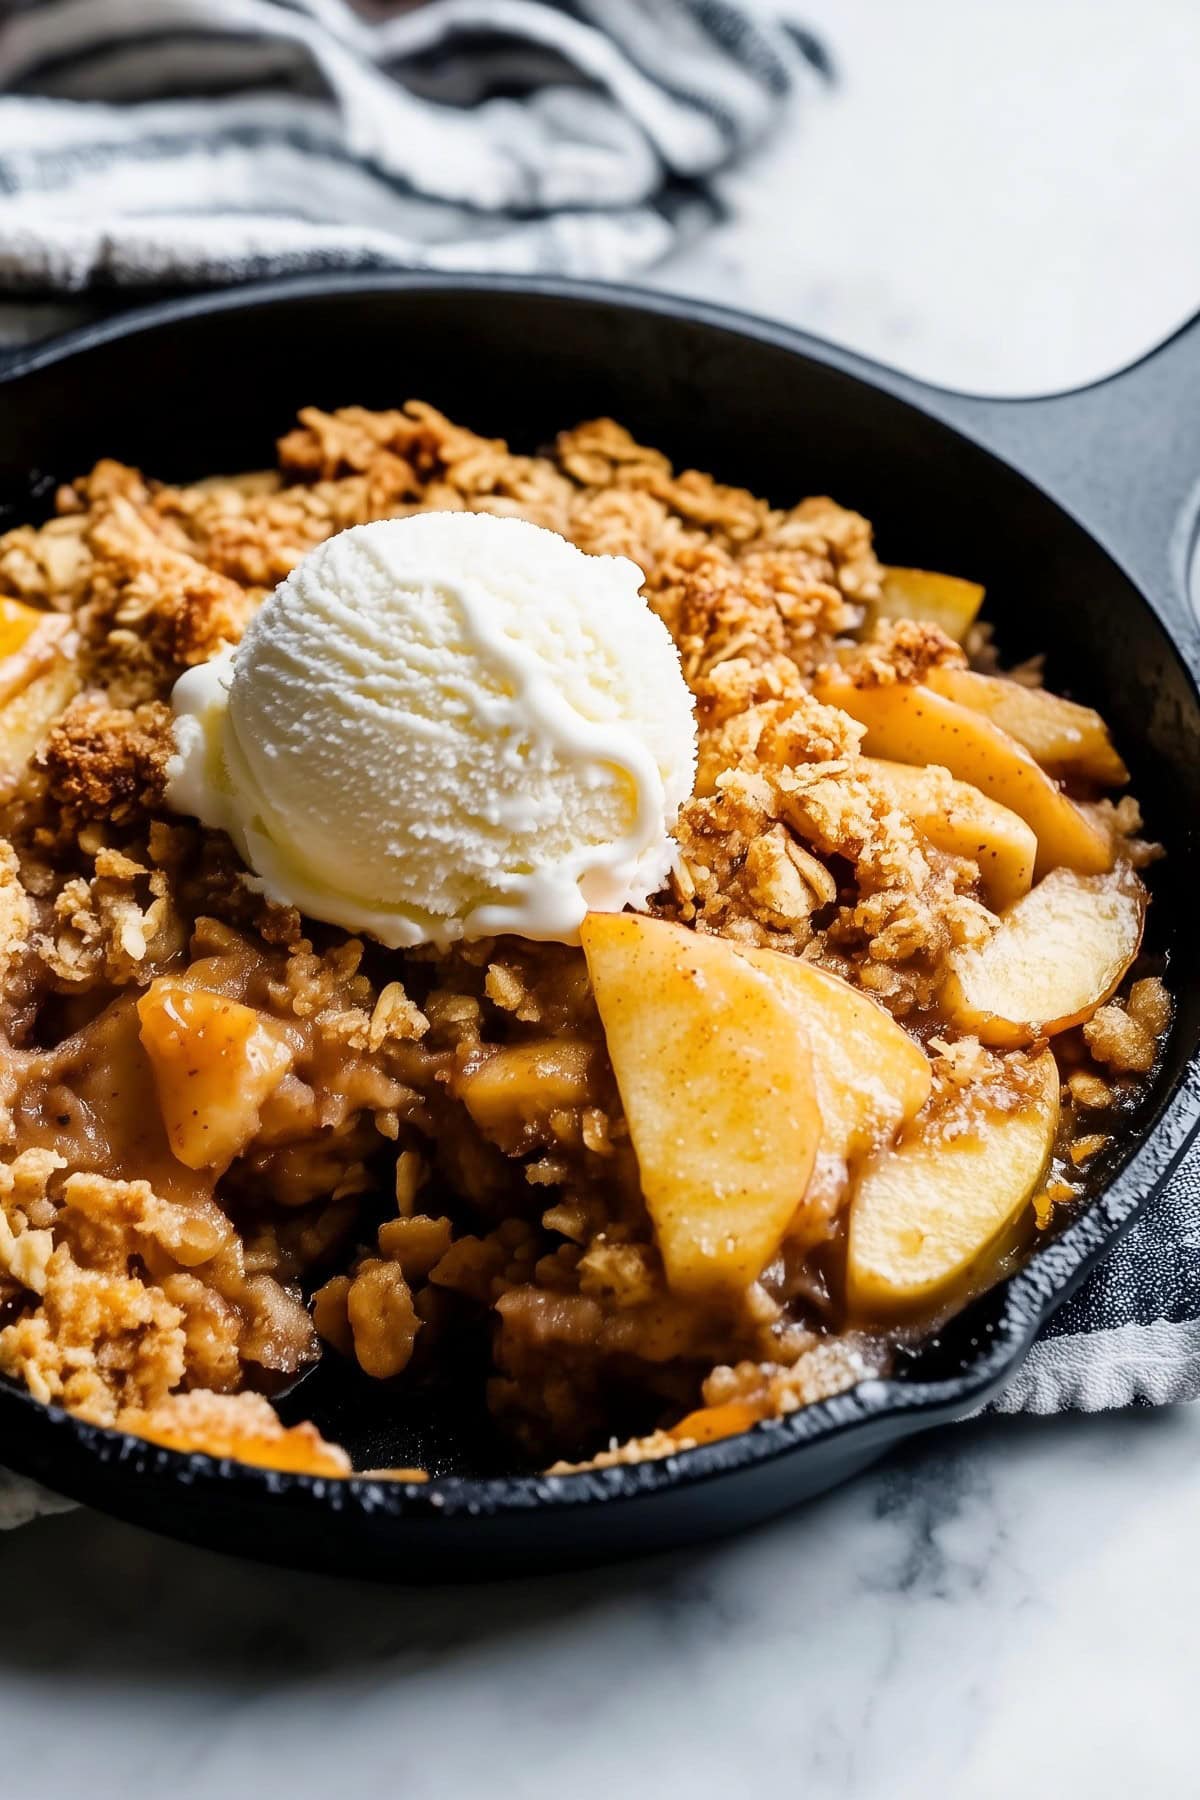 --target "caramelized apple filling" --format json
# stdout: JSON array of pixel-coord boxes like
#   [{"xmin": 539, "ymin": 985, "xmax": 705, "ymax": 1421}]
[{"xmin": 0, "ymin": 406, "xmax": 1170, "ymax": 1476}]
